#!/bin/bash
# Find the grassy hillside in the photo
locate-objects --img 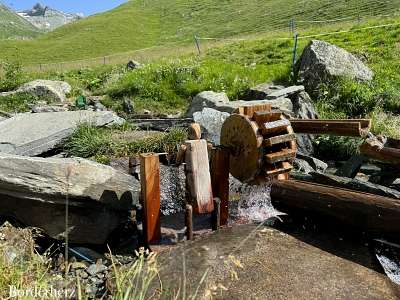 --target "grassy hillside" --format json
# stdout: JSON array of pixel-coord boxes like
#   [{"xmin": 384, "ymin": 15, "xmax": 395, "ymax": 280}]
[
  {"xmin": 0, "ymin": 0, "xmax": 399, "ymax": 64},
  {"xmin": 0, "ymin": 4, "xmax": 41, "ymax": 40}
]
